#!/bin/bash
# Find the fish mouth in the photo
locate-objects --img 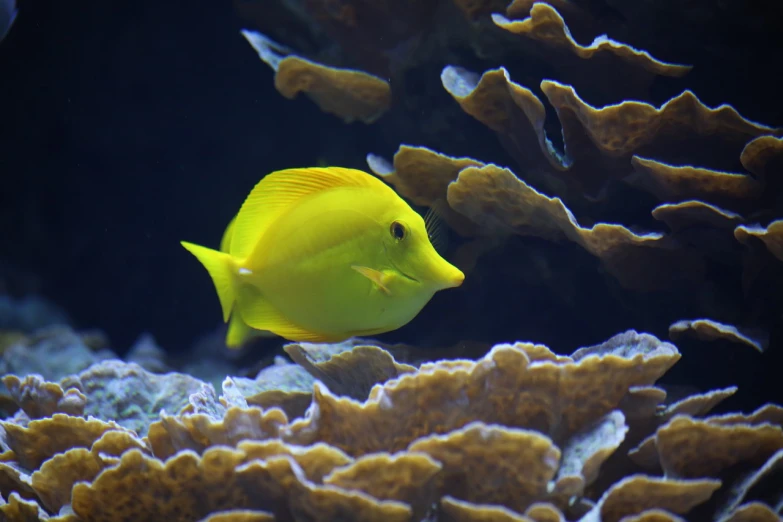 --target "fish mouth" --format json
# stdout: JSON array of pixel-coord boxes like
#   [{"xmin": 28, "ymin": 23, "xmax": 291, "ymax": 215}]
[
  {"xmin": 394, "ymin": 263, "xmax": 420, "ymax": 284},
  {"xmin": 383, "ymin": 244, "xmax": 420, "ymax": 284}
]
